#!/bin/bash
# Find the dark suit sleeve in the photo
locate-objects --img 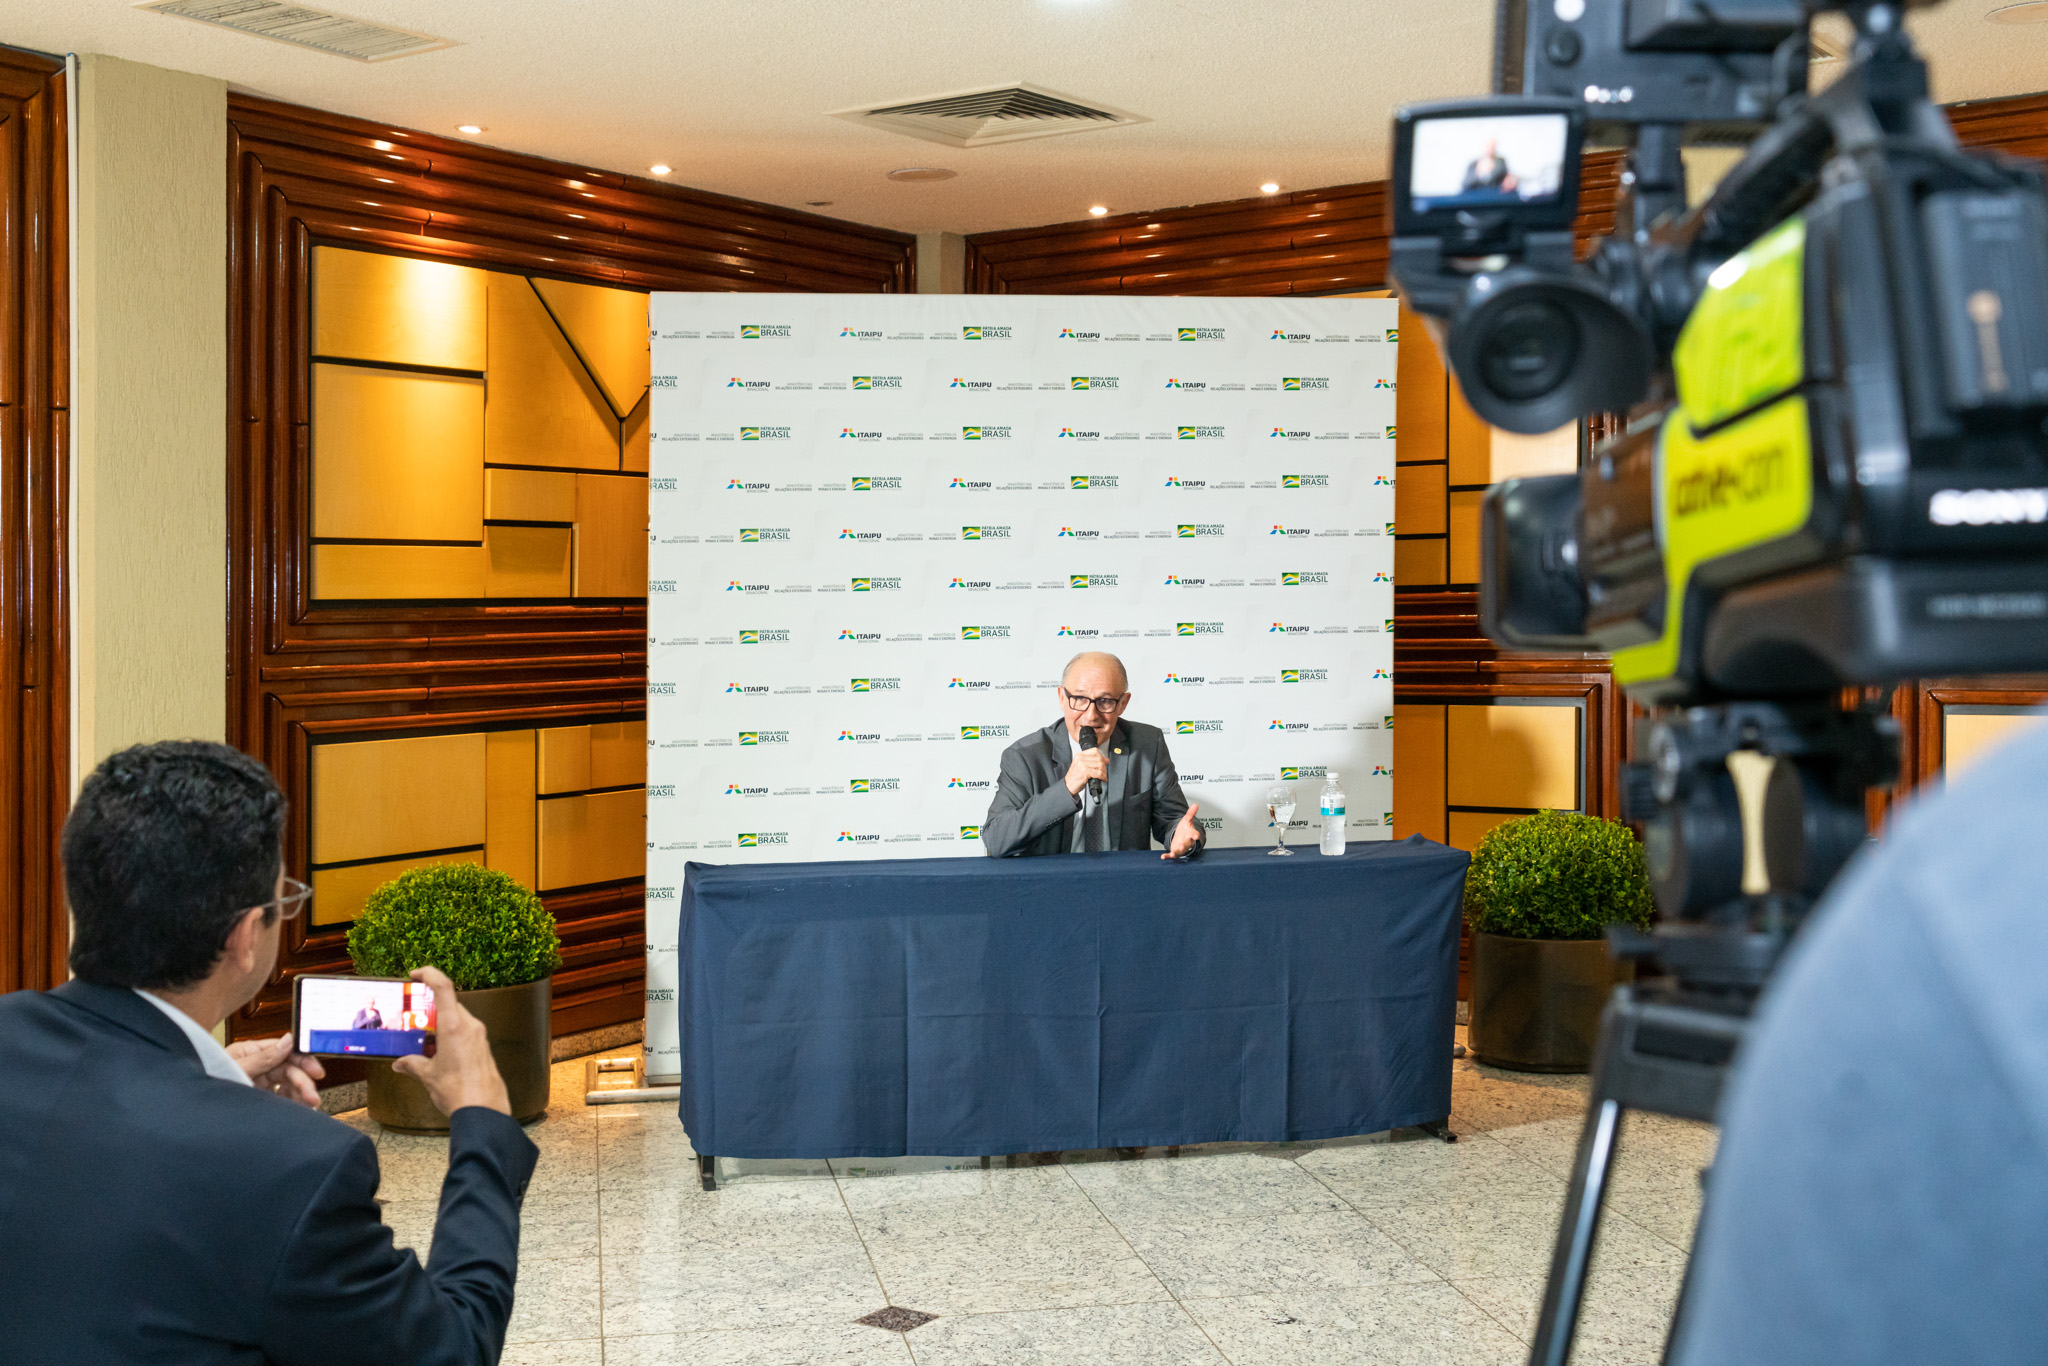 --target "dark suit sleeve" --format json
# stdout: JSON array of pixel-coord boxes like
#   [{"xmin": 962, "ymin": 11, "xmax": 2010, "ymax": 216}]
[
  {"xmin": 983, "ymin": 742, "xmax": 1080, "ymax": 858},
  {"xmin": 1148, "ymin": 745, "xmax": 1205, "ymax": 859},
  {"xmin": 258, "ymin": 1107, "xmax": 539, "ymax": 1366}
]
